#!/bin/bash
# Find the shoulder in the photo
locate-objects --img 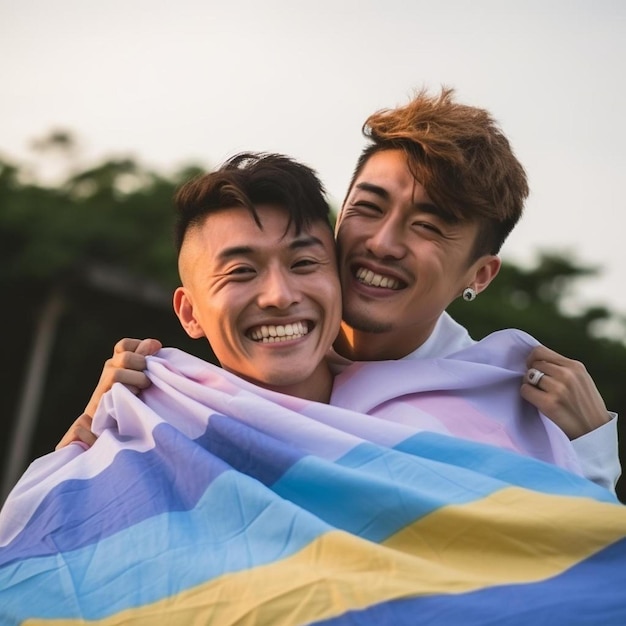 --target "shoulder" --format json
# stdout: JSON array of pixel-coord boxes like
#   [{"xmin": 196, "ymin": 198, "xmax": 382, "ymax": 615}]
[{"xmin": 449, "ymin": 328, "xmax": 540, "ymax": 369}]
